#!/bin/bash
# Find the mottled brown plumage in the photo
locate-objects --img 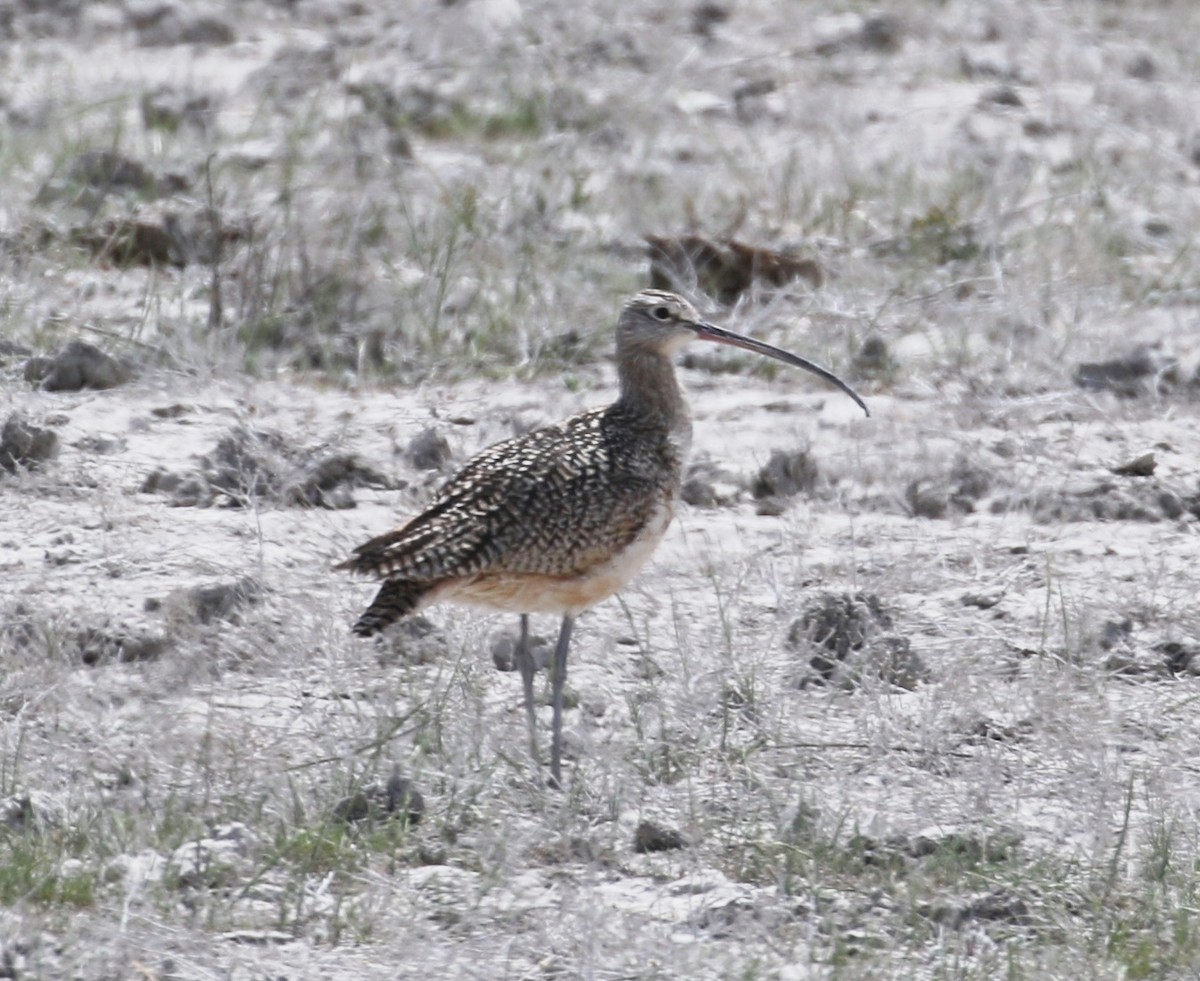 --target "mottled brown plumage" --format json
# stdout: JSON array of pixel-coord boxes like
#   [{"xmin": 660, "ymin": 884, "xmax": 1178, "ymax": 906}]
[{"xmin": 338, "ymin": 289, "xmax": 868, "ymax": 786}]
